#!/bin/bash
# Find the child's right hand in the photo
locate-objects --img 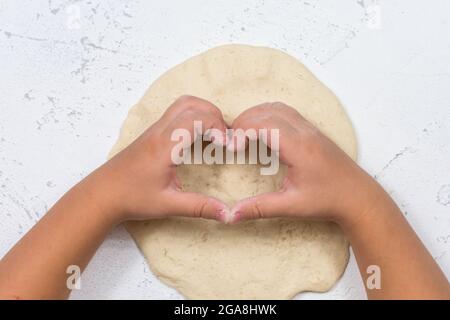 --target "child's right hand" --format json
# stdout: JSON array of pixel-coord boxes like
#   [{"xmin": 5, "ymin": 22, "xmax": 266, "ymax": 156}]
[{"xmin": 230, "ymin": 102, "xmax": 384, "ymax": 227}]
